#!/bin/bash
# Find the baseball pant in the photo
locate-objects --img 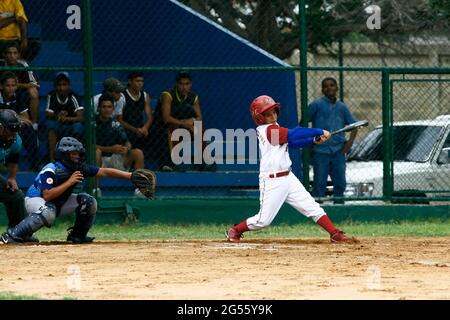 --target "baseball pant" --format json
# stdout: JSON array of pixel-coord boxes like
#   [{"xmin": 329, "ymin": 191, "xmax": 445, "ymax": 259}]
[
  {"xmin": 246, "ymin": 172, "xmax": 326, "ymax": 230},
  {"xmin": 26, "ymin": 194, "xmax": 85, "ymax": 217}
]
